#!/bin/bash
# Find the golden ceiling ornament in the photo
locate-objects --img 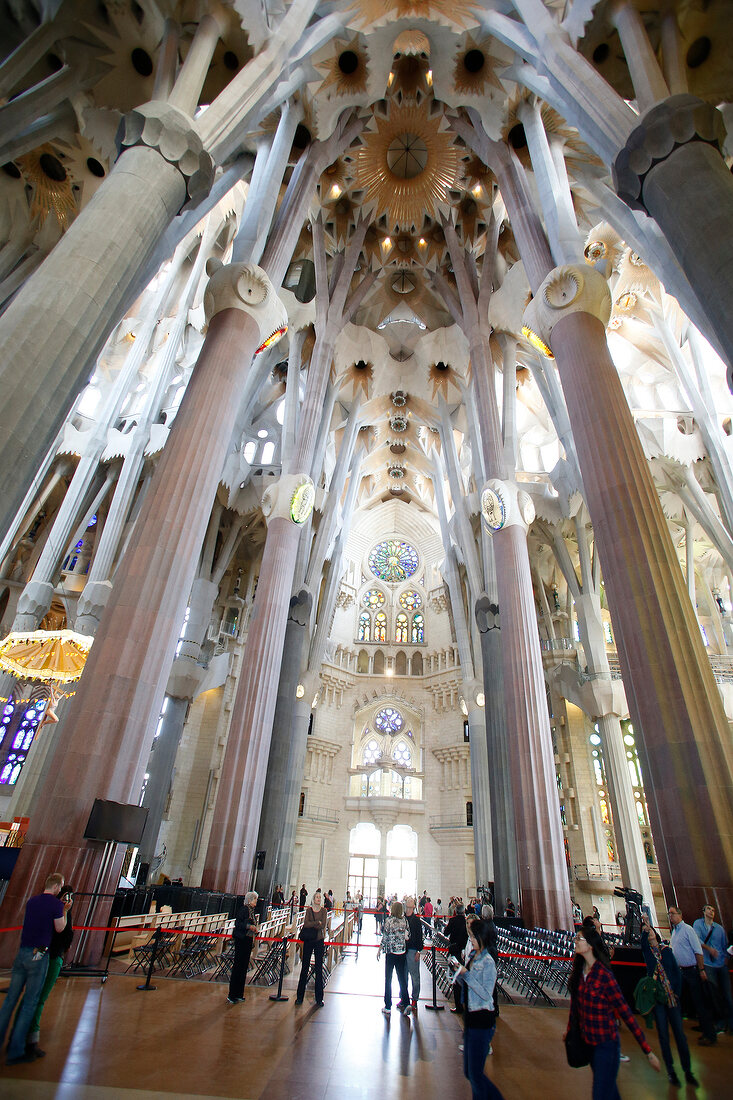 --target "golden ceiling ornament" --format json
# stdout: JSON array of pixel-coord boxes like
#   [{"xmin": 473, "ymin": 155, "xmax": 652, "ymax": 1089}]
[
  {"xmin": 17, "ymin": 144, "xmax": 77, "ymax": 228},
  {"xmin": 453, "ymin": 36, "xmax": 503, "ymax": 97},
  {"xmin": 429, "ymin": 360, "xmax": 458, "ymax": 401},
  {"xmin": 615, "ymin": 248, "xmax": 662, "ymax": 302},
  {"xmin": 319, "ymin": 157, "xmax": 351, "ymax": 198},
  {"xmin": 347, "ymin": 0, "xmax": 480, "ymax": 30},
  {"xmin": 355, "ymin": 103, "xmax": 459, "ymax": 231},
  {"xmin": 461, "ymin": 154, "xmax": 495, "ymax": 193},
  {"xmin": 316, "ymin": 38, "xmax": 369, "ymax": 96},
  {"xmin": 393, "ymin": 29, "xmax": 431, "ymax": 56},
  {"xmin": 323, "ymin": 194, "xmax": 359, "ymax": 244}
]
